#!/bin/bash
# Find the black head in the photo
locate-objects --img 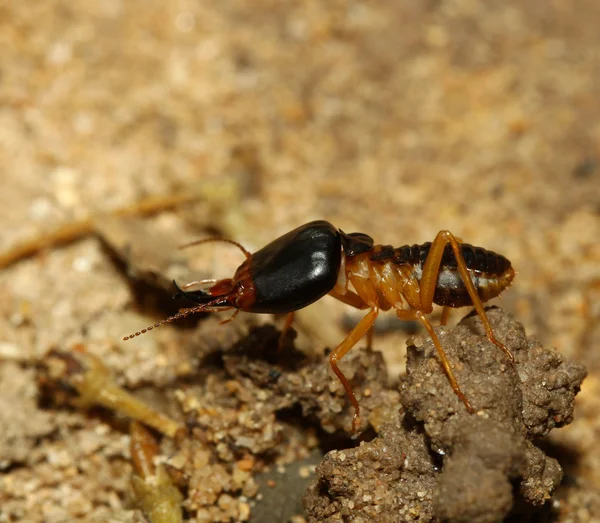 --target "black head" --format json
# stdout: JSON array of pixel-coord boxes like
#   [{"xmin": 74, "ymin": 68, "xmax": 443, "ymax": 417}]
[
  {"xmin": 239, "ymin": 220, "xmax": 342, "ymax": 313},
  {"xmin": 122, "ymin": 221, "xmax": 360, "ymax": 341}
]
